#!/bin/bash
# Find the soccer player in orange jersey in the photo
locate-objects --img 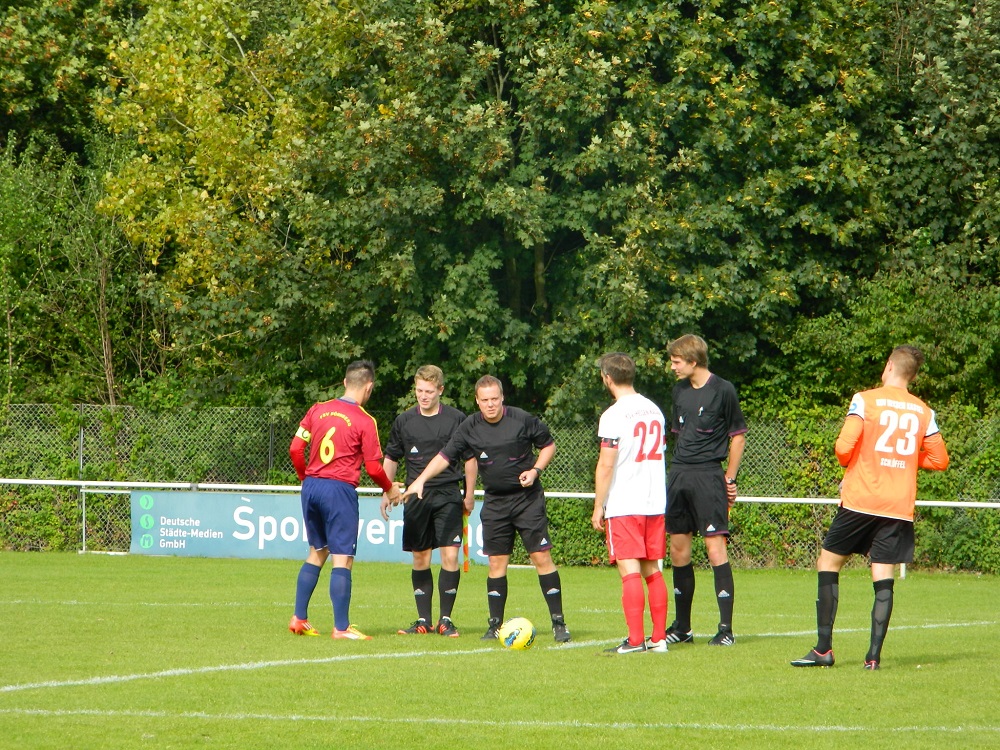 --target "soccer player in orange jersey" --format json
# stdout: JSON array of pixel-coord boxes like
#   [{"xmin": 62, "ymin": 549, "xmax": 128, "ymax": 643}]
[{"xmin": 792, "ymin": 346, "xmax": 949, "ymax": 670}]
